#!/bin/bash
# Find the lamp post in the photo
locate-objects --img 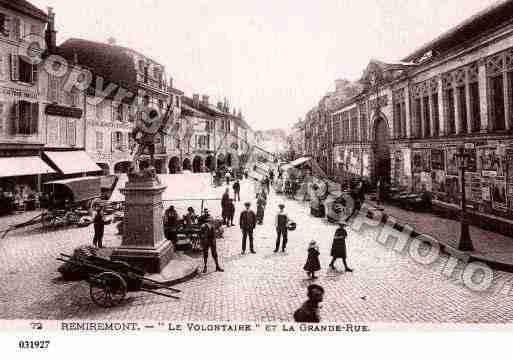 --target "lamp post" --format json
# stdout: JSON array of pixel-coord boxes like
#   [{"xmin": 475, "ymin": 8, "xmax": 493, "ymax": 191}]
[{"xmin": 455, "ymin": 146, "xmax": 474, "ymax": 251}]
